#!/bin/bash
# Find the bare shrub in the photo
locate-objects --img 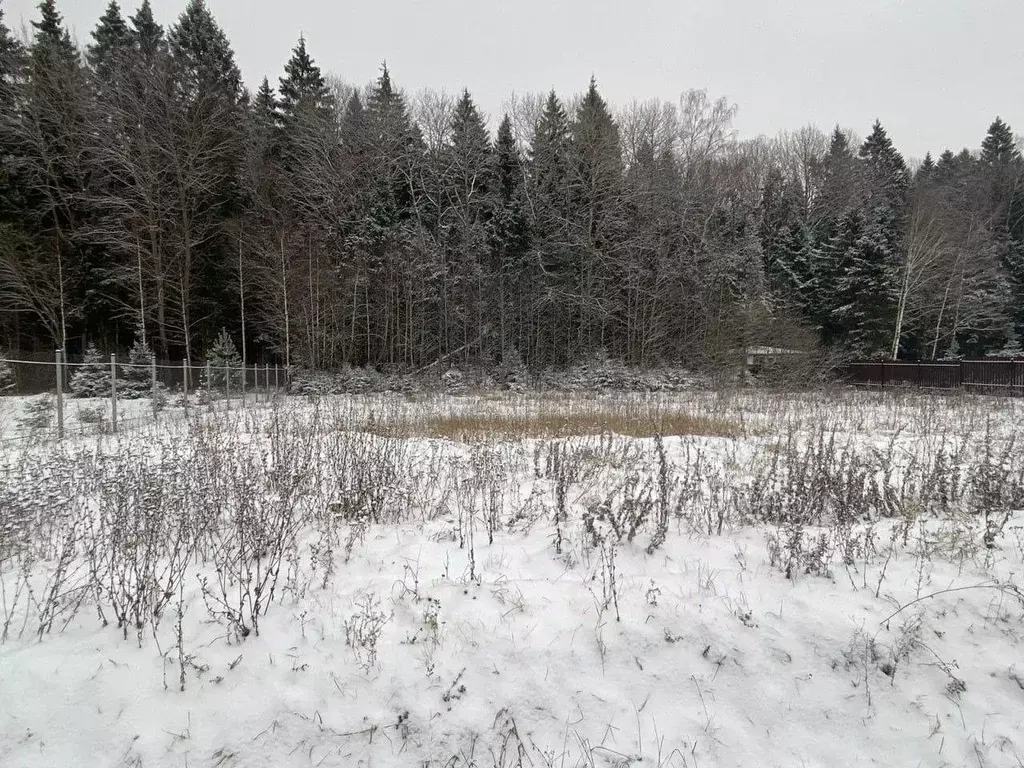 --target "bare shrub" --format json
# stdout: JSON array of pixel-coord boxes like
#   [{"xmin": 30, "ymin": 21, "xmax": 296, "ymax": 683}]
[
  {"xmin": 87, "ymin": 468, "xmax": 193, "ymax": 643},
  {"xmin": 345, "ymin": 591, "xmax": 391, "ymax": 671}
]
